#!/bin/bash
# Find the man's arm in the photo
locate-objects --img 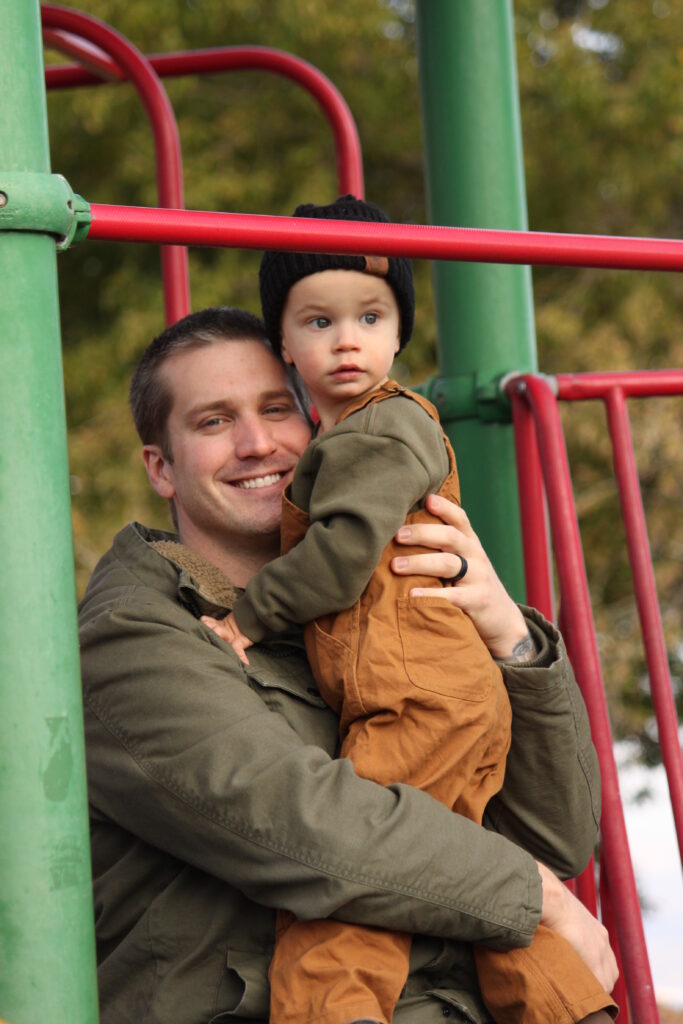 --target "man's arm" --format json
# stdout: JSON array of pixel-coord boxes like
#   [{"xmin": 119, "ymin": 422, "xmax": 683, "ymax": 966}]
[
  {"xmin": 486, "ymin": 607, "xmax": 600, "ymax": 879},
  {"xmin": 81, "ymin": 591, "xmax": 541, "ymax": 951}
]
